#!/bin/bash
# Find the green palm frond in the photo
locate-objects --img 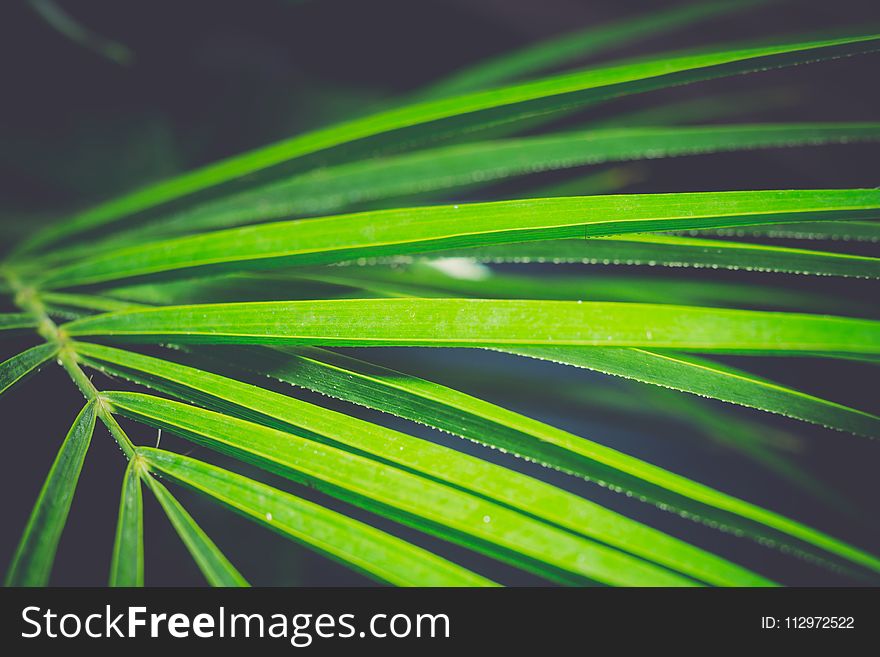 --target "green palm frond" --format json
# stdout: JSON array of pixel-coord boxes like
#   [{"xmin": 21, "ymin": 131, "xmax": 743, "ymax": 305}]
[{"xmin": 2, "ymin": 2, "xmax": 878, "ymax": 587}]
